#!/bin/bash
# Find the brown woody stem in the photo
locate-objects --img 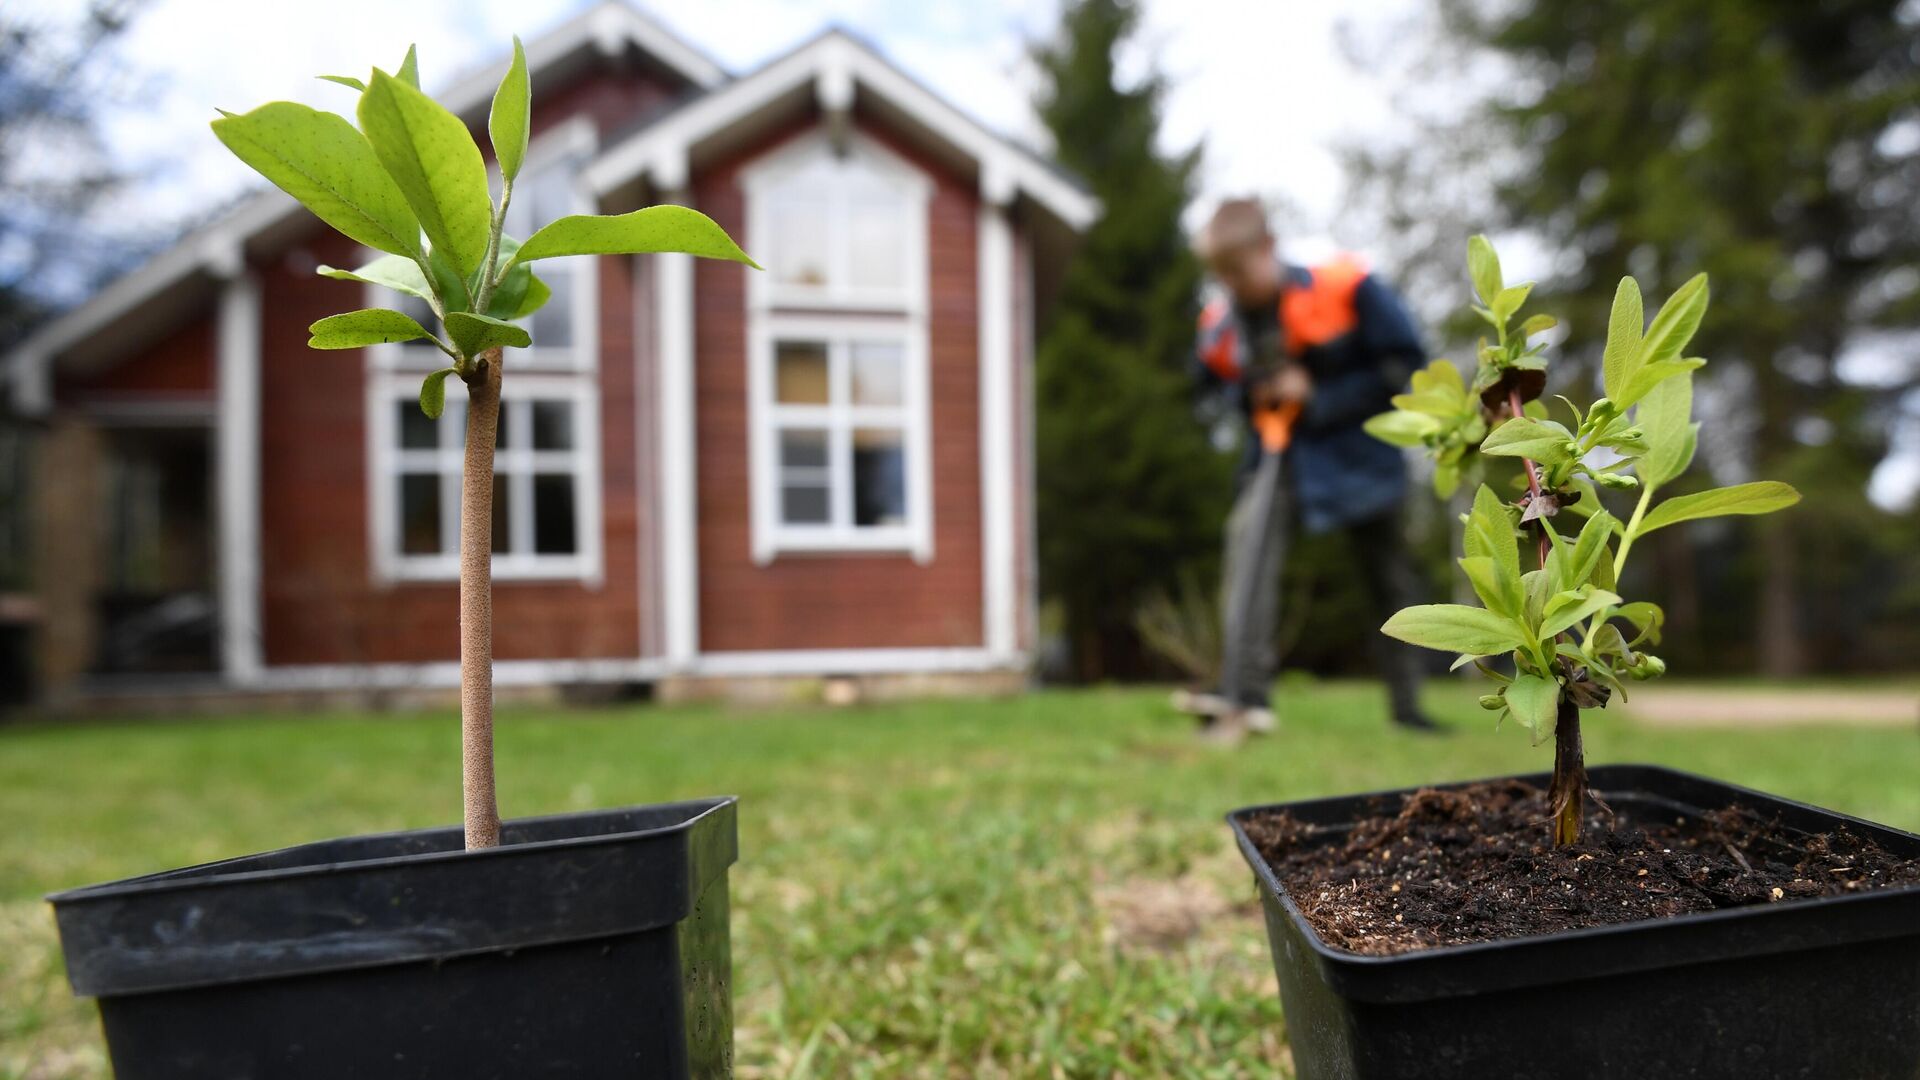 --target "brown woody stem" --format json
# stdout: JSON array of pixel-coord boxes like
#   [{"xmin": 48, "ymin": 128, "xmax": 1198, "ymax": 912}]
[
  {"xmin": 1508, "ymin": 386, "xmax": 1550, "ymax": 566},
  {"xmin": 1548, "ymin": 696, "xmax": 1585, "ymax": 846},
  {"xmin": 460, "ymin": 348, "xmax": 503, "ymax": 849}
]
